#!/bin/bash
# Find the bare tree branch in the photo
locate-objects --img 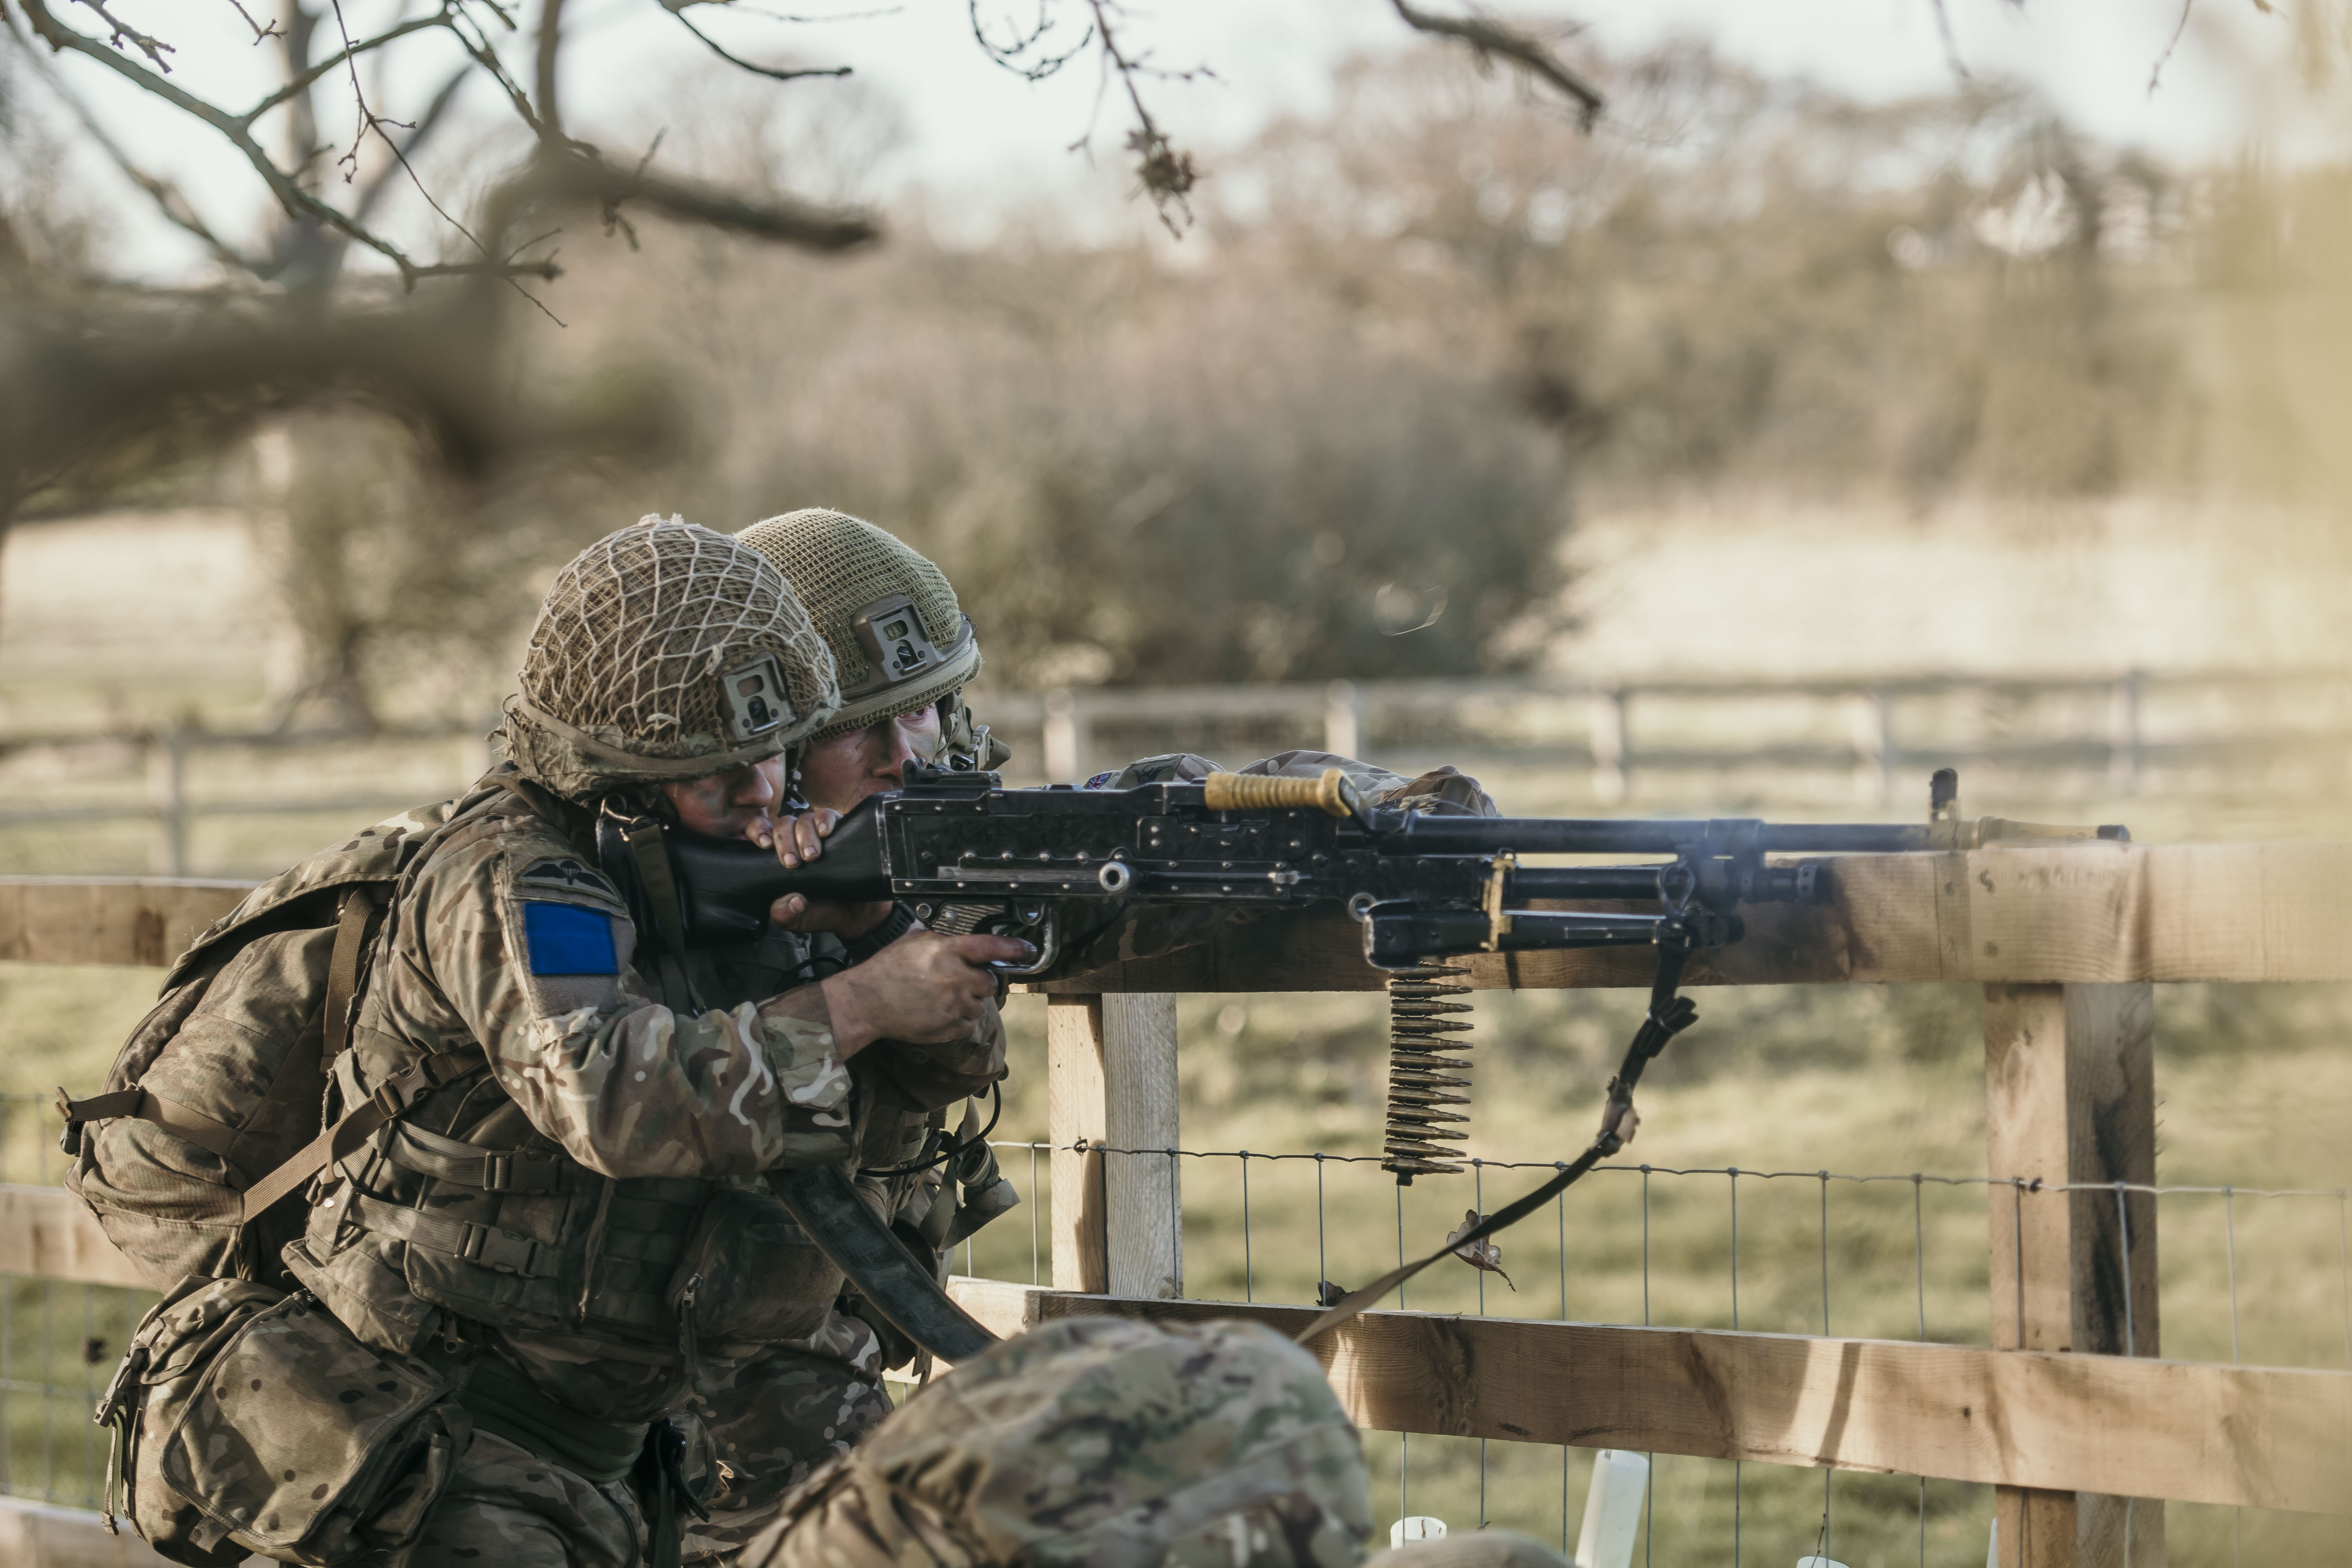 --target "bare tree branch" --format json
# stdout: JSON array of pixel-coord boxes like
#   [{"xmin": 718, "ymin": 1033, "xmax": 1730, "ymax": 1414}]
[
  {"xmin": 22, "ymin": 0, "xmax": 560, "ymax": 287},
  {"xmin": 519, "ymin": 149, "xmax": 881, "ymax": 250},
  {"xmin": 222, "ymin": 0, "xmax": 283, "ymax": 45},
  {"xmin": 535, "ymin": 0, "xmax": 564, "ymax": 135},
  {"xmin": 6, "ymin": 12, "xmax": 272, "ymax": 272},
  {"xmin": 1080, "ymin": 0, "xmax": 1203, "ymax": 236},
  {"xmin": 667, "ymin": 5, "xmax": 853, "ymax": 82},
  {"xmin": 1388, "ymin": 0, "xmax": 1603, "ymax": 129},
  {"xmin": 0, "ymin": 289, "xmax": 684, "ymax": 520},
  {"xmin": 2149, "ymin": 0, "xmax": 2194, "ymax": 94},
  {"xmin": 1927, "ymin": 0, "xmax": 1972, "ymax": 81},
  {"xmin": 65, "ymin": 0, "xmax": 169, "ymax": 70},
  {"xmin": 241, "ymin": 9, "xmax": 450, "ymax": 129},
  {"xmin": 969, "ymin": 0, "xmax": 1091, "ymax": 81},
  {"xmin": 354, "ymin": 66, "xmax": 470, "ymax": 223}
]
